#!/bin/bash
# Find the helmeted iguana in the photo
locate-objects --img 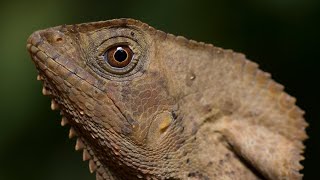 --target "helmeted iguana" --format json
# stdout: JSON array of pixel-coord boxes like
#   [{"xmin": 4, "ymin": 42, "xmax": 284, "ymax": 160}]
[{"xmin": 27, "ymin": 18, "xmax": 307, "ymax": 180}]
